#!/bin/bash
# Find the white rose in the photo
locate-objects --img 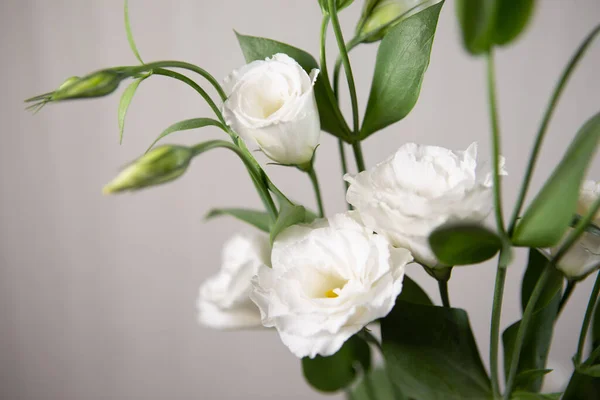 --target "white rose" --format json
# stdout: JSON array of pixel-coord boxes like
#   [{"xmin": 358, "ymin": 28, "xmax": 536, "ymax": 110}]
[
  {"xmin": 549, "ymin": 180, "xmax": 600, "ymax": 279},
  {"xmin": 223, "ymin": 53, "xmax": 321, "ymax": 166},
  {"xmin": 197, "ymin": 233, "xmax": 270, "ymax": 329},
  {"xmin": 345, "ymin": 142, "xmax": 506, "ymax": 267},
  {"xmin": 250, "ymin": 212, "xmax": 412, "ymax": 358}
]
